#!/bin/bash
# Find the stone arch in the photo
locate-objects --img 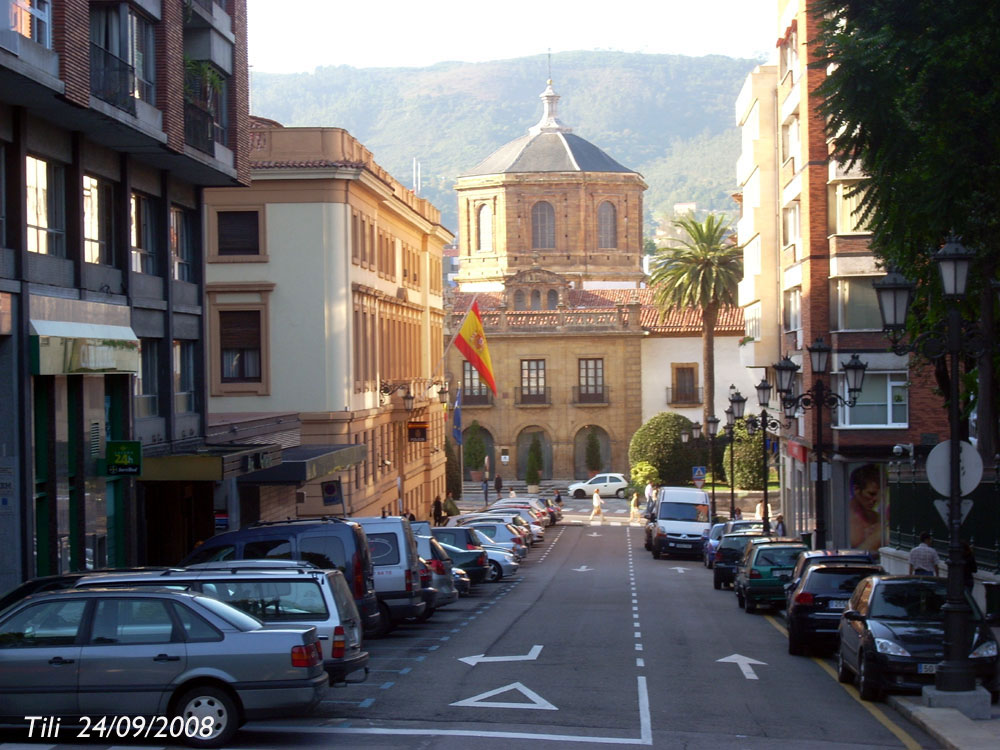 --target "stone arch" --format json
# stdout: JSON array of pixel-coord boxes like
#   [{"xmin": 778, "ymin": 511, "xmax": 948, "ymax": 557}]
[
  {"xmin": 463, "ymin": 423, "xmax": 496, "ymax": 481},
  {"xmin": 547, "ymin": 289, "xmax": 558, "ymax": 309},
  {"xmin": 573, "ymin": 424, "xmax": 612, "ymax": 479},
  {"xmin": 515, "ymin": 426, "xmax": 552, "ymax": 481},
  {"xmin": 514, "ymin": 289, "xmax": 525, "ymax": 310},
  {"xmin": 530, "ymin": 289, "xmax": 541, "ymax": 309}
]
